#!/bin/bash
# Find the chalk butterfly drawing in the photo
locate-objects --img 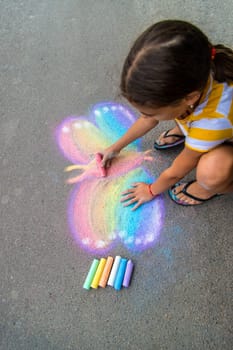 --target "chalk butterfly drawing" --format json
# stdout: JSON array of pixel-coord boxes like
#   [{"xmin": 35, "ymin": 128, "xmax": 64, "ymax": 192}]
[{"xmin": 55, "ymin": 102, "xmax": 164, "ymax": 254}]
